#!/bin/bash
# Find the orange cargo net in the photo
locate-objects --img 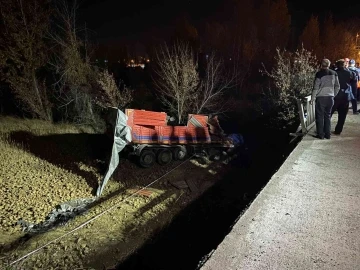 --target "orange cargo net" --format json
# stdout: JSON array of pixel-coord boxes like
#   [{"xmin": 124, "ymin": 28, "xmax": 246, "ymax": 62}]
[
  {"xmin": 126, "ymin": 109, "xmax": 167, "ymax": 127},
  {"xmin": 125, "ymin": 109, "xmax": 211, "ymax": 144}
]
